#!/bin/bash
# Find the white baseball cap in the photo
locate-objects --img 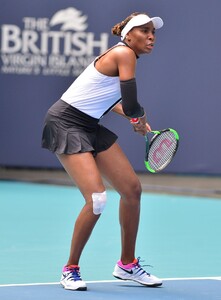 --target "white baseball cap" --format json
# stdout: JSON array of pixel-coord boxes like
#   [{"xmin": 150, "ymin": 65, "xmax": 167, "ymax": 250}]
[{"xmin": 121, "ymin": 14, "xmax": 164, "ymax": 41}]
